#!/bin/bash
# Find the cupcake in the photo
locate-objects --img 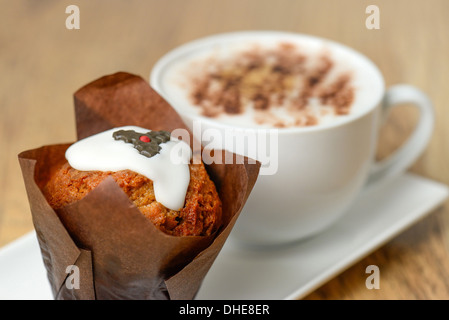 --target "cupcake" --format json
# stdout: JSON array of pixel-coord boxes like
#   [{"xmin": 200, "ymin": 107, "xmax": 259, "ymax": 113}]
[
  {"xmin": 18, "ymin": 72, "xmax": 260, "ymax": 300},
  {"xmin": 44, "ymin": 126, "xmax": 222, "ymax": 237}
]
